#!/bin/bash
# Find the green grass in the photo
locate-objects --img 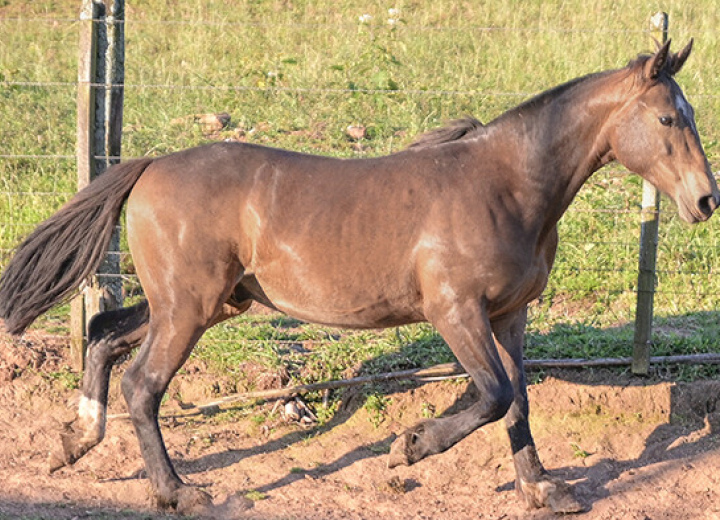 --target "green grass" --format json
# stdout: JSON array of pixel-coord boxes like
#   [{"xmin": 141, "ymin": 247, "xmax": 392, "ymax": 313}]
[{"xmin": 2, "ymin": 0, "xmax": 720, "ymax": 385}]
